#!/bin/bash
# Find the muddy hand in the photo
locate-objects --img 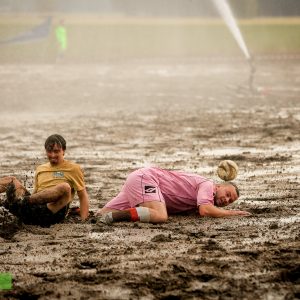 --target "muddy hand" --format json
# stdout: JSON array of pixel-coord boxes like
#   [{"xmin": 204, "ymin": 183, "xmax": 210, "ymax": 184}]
[{"xmin": 236, "ymin": 210, "xmax": 252, "ymax": 216}]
